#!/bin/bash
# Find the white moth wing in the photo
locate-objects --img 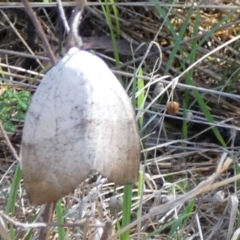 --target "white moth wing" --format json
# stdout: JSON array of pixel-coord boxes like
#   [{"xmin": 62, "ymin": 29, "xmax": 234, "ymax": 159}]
[
  {"xmin": 76, "ymin": 56, "xmax": 140, "ymax": 184},
  {"xmin": 61, "ymin": 48, "xmax": 140, "ymax": 184},
  {"xmin": 21, "ymin": 47, "xmax": 139, "ymax": 205},
  {"xmin": 21, "ymin": 49, "xmax": 93, "ymax": 205}
]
